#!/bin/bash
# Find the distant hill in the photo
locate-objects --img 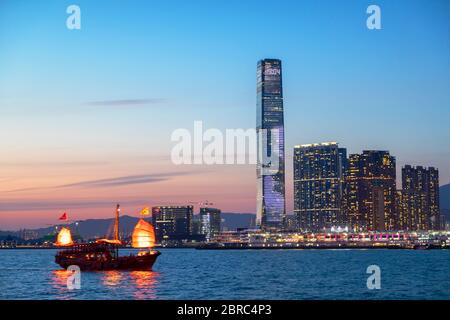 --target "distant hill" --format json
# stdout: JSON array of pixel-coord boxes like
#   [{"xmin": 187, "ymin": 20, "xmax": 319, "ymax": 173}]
[
  {"xmin": 40, "ymin": 215, "xmax": 140, "ymax": 239},
  {"xmin": 441, "ymin": 183, "xmax": 450, "ymax": 221},
  {"xmin": 442, "ymin": 208, "xmax": 450, "ymax": 221},
  {"xmin": 440, "ymin": 183, "xmax": 450, "ymax": 209},
  {"xmin": 0, "ymin": 212, "xmax": 257, "ymax": 240},
  {"xmin": 221, "ymin": 213, "xmax": 256, "ymax": 231},
  {"xmin": 0, "ymin": 234, "xmax": 22, "ymax": 242},
  {"xmin": 0, "ymin": 215, "xmax": 141, "ymax": 240}
]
